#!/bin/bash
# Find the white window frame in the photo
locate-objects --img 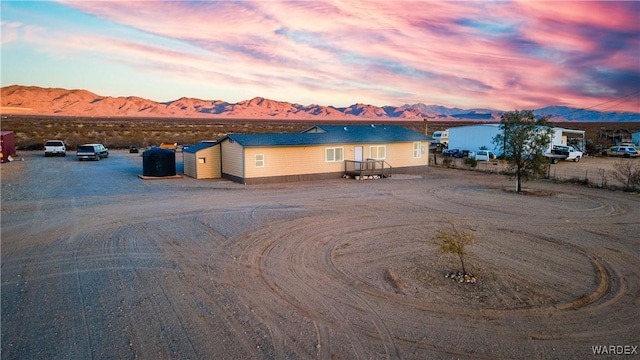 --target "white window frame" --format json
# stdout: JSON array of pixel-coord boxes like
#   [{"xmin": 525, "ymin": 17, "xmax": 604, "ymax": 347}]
[
  {"xmin": 325, "ymin": 147, "xmax": 344, "ymax": 162},
  {"xmin": 413, "ymin": 142, "xmax": 421, "ymax": 158},
  {"xmin": 369, "ymin": 145, "xmax": 386, "ymax": 160},
  {"xmin": 255, "ymin": 154, "xmax": 264, "ymax": 167}
]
